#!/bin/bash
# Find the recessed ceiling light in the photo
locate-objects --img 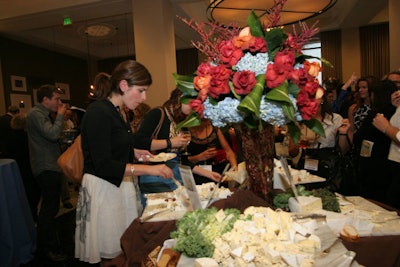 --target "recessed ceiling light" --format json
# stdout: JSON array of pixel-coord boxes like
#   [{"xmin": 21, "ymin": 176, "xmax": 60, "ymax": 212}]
[{"xmin": 80, "ymin": 23, "xmax": 116, "ymax": 38}]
